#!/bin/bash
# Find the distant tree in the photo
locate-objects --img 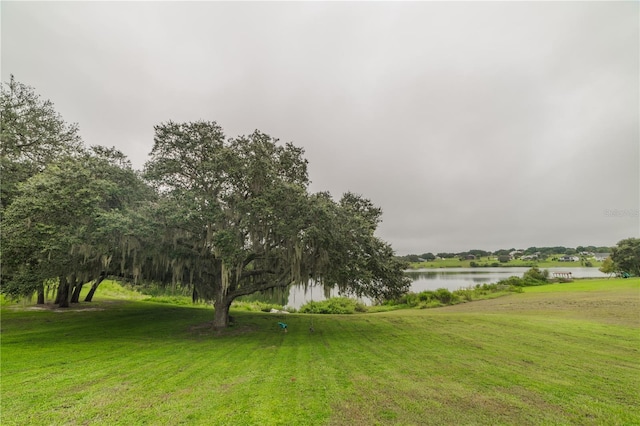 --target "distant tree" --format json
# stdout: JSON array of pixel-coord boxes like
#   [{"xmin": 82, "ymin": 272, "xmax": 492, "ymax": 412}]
[
  {"xmin": 437, "ymin": 252, "xmax": 456, "ymax": 259},
  {"xmin": 498, "ymin": 255, "xmax": 511, "ymax": 263},
  {"xmin": 468, "ymin": 249, "xmax": 489, "ymax": 257},
  {"xmin": 402, "ymin": 254, "xmax": 421, "ymax": 263},
  {"xmin": 536, "ymin": 247, "xmax": 552, "ymax": 257},
  {"xmin": 421, "ymin": 253, "xmax": 436, "ymax": 261},
  {"xmin": 599, "ymin": 257, "xmax": 616, "ymax": 277},
  {"xmin": 610, "ymin": 238, "xmax": 640, "ymax": 276}
]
